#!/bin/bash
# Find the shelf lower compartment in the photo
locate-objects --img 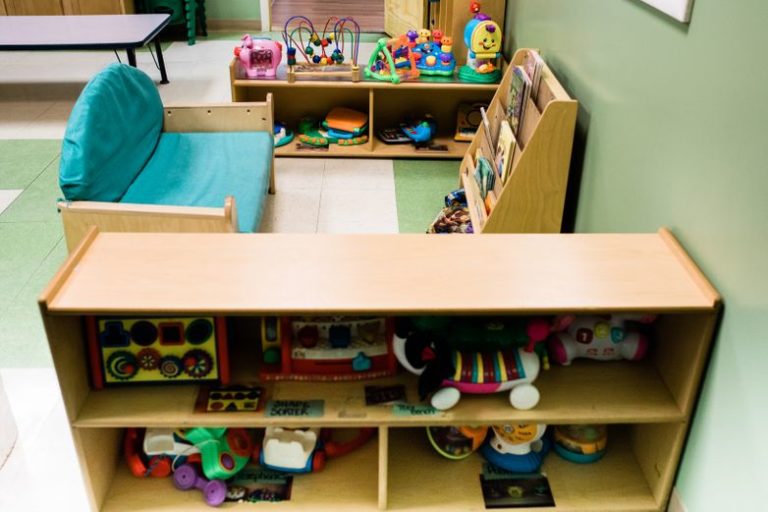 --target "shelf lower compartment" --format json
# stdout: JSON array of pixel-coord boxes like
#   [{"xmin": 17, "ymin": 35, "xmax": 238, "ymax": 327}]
[
  {"xmin": 99, "ymin": 429, "xmax": 380, "ymax": 511},
  {"xmin": 387, "ymin": 427, "xmax": 659, "ymax": 512},
  {"xmin": 74, "ymin": 361, "xmax": 683, "ymax": 428}
]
